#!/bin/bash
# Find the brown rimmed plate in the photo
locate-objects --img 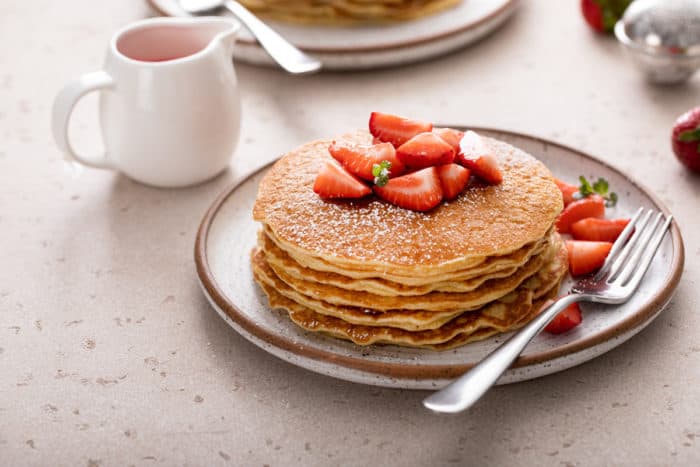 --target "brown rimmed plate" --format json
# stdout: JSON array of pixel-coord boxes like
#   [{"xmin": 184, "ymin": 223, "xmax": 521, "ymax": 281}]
[
  {"xmin": 148, "ymin": 0, "xmax": 519, "ymax": 70},
  {"xmin": 194, "ymin": 127, "xmax": 684, "ymax": 389}
]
